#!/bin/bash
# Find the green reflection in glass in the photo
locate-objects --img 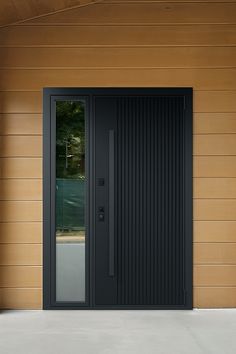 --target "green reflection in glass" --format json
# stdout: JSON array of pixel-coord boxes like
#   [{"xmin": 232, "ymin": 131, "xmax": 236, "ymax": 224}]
[
  {"xmin": 55, "ymin": 100, "xmax": 86, "ymax": 302},
  {"xmin": 56, "ymin": 101, "xmax": 85, "ymax": 180}
]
